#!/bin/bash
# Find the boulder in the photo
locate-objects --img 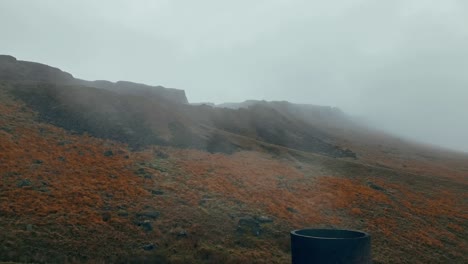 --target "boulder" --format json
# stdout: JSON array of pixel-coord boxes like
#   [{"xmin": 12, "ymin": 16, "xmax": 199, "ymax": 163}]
[
  {"xmin": 142, "ymin": 243, "xmax": 156, "ymax": 251},
  {"xmin": 104, "ymin": 150, "xmax": 114, "ymax": 157},
  {"xmin": 255, "ymin": 215, "xmax": 274, "ymax": 223},
  {"xmin": 237, "ymin": 217, "xmax": 261, "ymax": 236},
  {"xmin": 137, "ymin": 210, "xmax": 161, "ymax": 219},
  {"xmin": 17, "ymin": 179, "xmax": 32, "ymax": 188},
  {"xmin": 135, "ymin": 220, "xmax": 153, "ymax": 232}
]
